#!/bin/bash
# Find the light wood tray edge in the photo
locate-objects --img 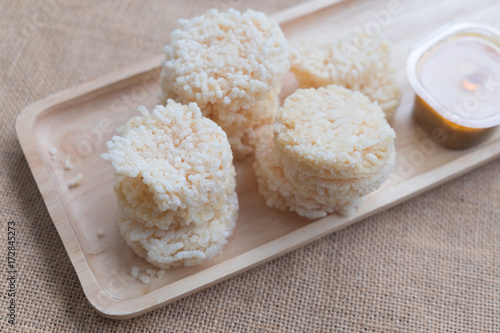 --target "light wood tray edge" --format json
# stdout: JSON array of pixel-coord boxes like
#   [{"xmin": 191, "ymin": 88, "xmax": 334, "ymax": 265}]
[
  {"xmin": 15, "ymin": 0, "xmax": 349, "ymax": 318},
  {"xmin": 15, "ymin": 54, "xmax": 163, "ymax": 317},
  {"xmin": 15, "ymin": 0, "xmax": 500, "ymax": 319}
]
